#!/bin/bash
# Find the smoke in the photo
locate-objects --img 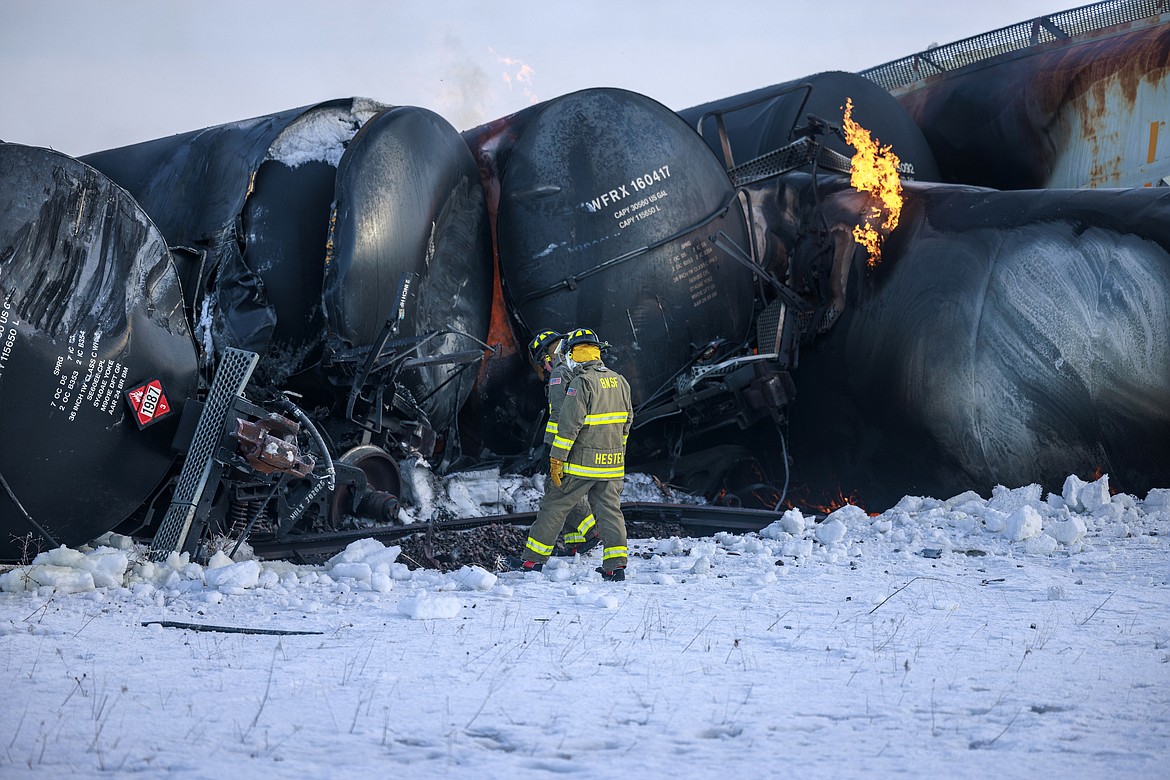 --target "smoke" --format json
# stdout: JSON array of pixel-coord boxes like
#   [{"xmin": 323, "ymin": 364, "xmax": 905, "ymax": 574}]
[
  {"xmin": 434, "ymin": 32, "xmax": 493, "ymax": 130},
  {"xmin": 430, "ymin": 34, "xmax": 541, "ymax": 130}
]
